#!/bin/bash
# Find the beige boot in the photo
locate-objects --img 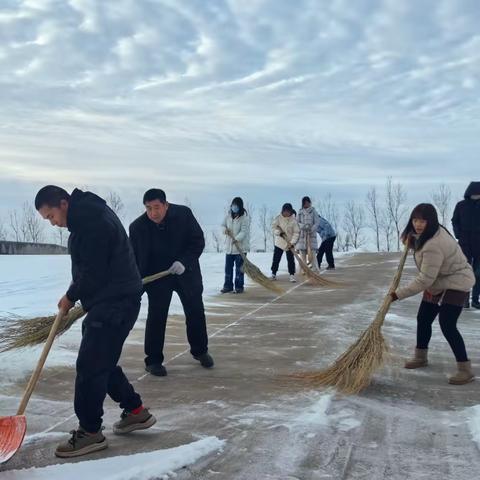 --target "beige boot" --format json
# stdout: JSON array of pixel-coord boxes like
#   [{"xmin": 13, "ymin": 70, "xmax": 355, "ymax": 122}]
[
  {"xmin": 448, "ymin": 361, "xmax": 475, "ymax": 385},
  {"xmin": 404, "ymin": 348, "xmax": 428, "ymax": 369}
]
